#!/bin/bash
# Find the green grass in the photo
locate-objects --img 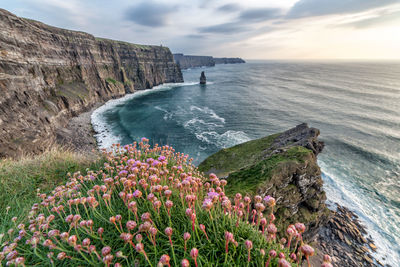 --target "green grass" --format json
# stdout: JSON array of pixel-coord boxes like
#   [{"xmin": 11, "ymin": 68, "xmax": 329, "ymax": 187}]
[
  {"xmin": 198, "ymin": 133, "xmax": 280, "ymax": 177},
  {"xmin": 95, "ymin": 37, "xmax": 159, "ymax": 51},
  {"xmin": 105, "ymin": 77, "xmax": 117, "ymax": 85},
  {"xmin": 224, "ymin": 146, "xmax": 312, "ymax": 196},
  {"xmin": 0, "ymin": 148, "xmax": 104, "ymax": 233},
  {"xmin": 55, "ymin": 82, "xmax": 90, "ymax": 100}
]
